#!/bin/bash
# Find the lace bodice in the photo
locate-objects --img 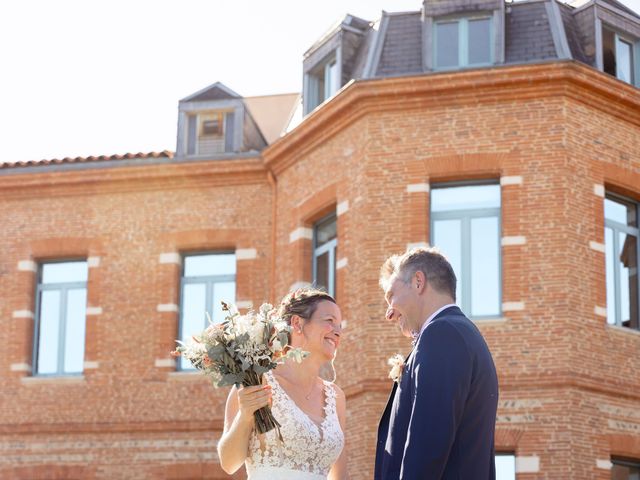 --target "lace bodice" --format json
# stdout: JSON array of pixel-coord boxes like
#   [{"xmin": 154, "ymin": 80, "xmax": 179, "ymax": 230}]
[{"xmin": 246, "ymin": 371, "xmax": 345, "ymax": 479}]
